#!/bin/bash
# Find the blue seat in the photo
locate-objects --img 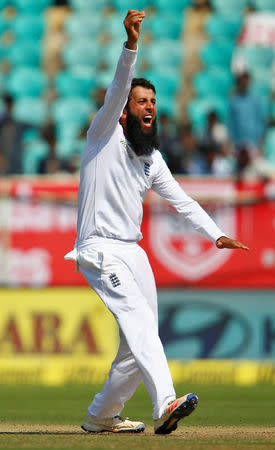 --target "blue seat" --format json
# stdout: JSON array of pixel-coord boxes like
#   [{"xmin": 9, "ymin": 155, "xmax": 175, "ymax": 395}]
[
  {"xmin": 112, "ymin": 0, "xmax": 148, "ymax": 11},
  {"xmin": 22, "ymin": 139, "xmax": 50, "ymax": 174},
  {"xmin": 7, "ymin": 67, "xmax": 47, "ymax": 98},
  {"xmin": 155, "ymin": 0, "xmax": 192, "ymax": 12},
  {"xmin": 12, "ymin": 14, "xmax": 45, "ymax": 40},
  {"xmin": 13, "ymin": 98, "xmax": 48, "ymax": 126},
  {"xmin": 144, "ymin": 68, "xmax": 180, "ymax": 96},
  {"xmin": 55, "ymin": 68, "xmax": 95, "ymax": 97},
  {"xmin": 143, "ymin": 40, "xmax": 183, "ymax": 68},
  {"xmin": 193, "ymin": 68, "xmax": 233, "ymax": 97},
  {"xmin": 205, "ymin": 14, "xmax": 242, "ymax": 40},
  {"xmin": 211, "ymin": 0, "xmax": 248, "ymax": 15},
  {"xmin": 251, "ymin": 0, "xmax": 275, "ymax": 11},
  {"xmin": 64, "ymin": 13, "xmax": 102, "ymax": 39},
  {"xmin": 8, "ymin": 40, "xmax": 41, "ymax": 67},
  {"xmin": 264, "ymin": 128, "xmax": 275, "ymax": 164},
  {"xmin": 70, "ymin": 0, "xmax": 109, "ymax": 11},
  {"xmin": 200, "ymin": 39, "xmax": 235, "ymax": 68},
  {"xmin": 241, "ymin": 46, "xmax": 274, "ymax": 71},
  {"xmin": 13, "ymin": 0, "xmax": 52, "ymax": 13},
  {"xmin": 188, "ymin": 96, "xmax": 228, "ymax": 132},
  {"xmin": 62, "ymin": 38, "xmax": 99, "ymax": 67},
  {"xmin": 51, "ymin": 97, "xmax": 95, "ymax": 127},
  {"xmin": 147, "ymin": 13, "xmax": 184, "ymax": 40}
]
